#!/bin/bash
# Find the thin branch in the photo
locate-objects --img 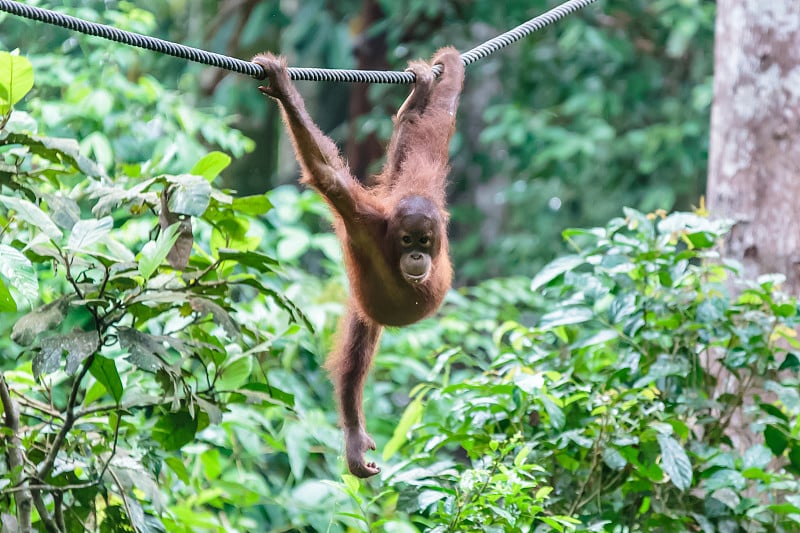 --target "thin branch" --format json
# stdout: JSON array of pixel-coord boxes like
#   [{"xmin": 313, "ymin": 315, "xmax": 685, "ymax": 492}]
[
  {"xmin": 12, "ymin": 393, "xmax": 65, "ymax": 420},
  {"xmin": 1, "ymin": 373, "xmax": 32, "ymax": 532},
  {"xmin": 98, "ymin": 410, "xmax": 122, "ymax": 480},
  {"xmin": 30, "ymin": 489, "xmax": 60, "ymax": 533},
  {"xmin": 54, "ymin": 492, "xmax": 65, "ymax": 532},
  {"xmin": 36, "ymin": 355, "xmax": 96, "ymax": 480},
  {"xmin": 2, "ymin": 480, "xmax": 100, "ymax": 495},
  {"xmin": 108, "ymin": 467, "xmax": 140, "ymax": 533},
  {"xmin": 569, "ymin": 415, "xmax": 606, "ymax": 516}
]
